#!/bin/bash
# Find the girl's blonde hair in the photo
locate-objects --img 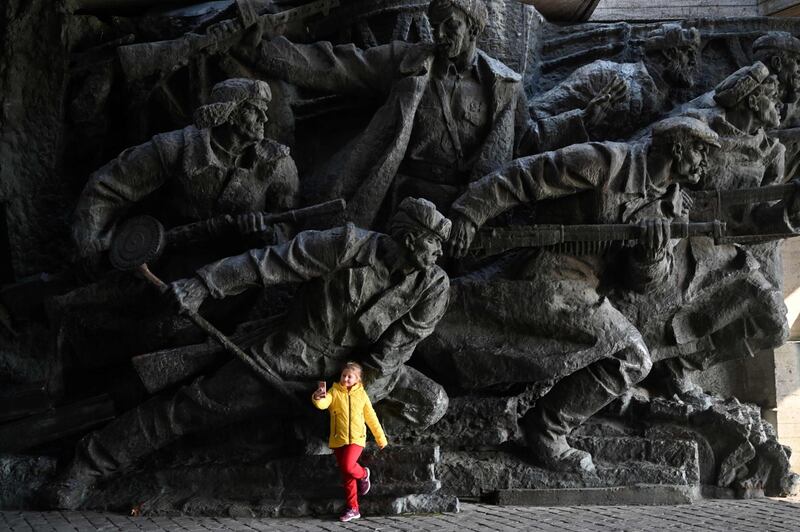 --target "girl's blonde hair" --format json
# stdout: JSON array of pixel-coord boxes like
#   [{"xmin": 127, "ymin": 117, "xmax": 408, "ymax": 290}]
[{"xmin": 342, "ymin": 361, "xmax": 363, "ymax": 377}]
